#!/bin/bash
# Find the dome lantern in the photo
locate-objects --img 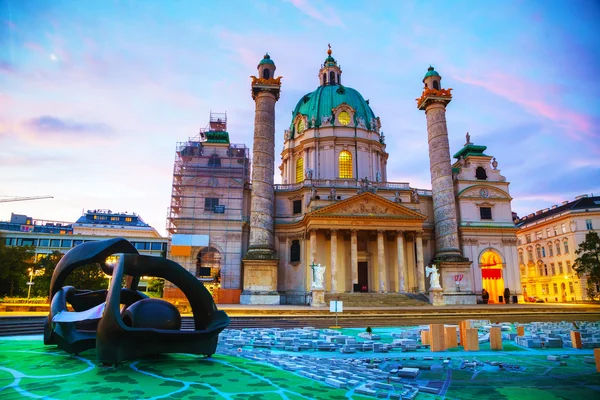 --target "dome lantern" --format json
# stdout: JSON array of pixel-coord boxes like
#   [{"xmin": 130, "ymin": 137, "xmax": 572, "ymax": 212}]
[
  {"xmin": 423, "ymin": 65, "xmax": 442, "ymax": 90},
  {"xmin": 319, "ymin": 44, "xmax": 342, "ymax": 86},
  {"xmin": 258, "ymin": 53, "xmax": 276, "ymax": 80}
]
